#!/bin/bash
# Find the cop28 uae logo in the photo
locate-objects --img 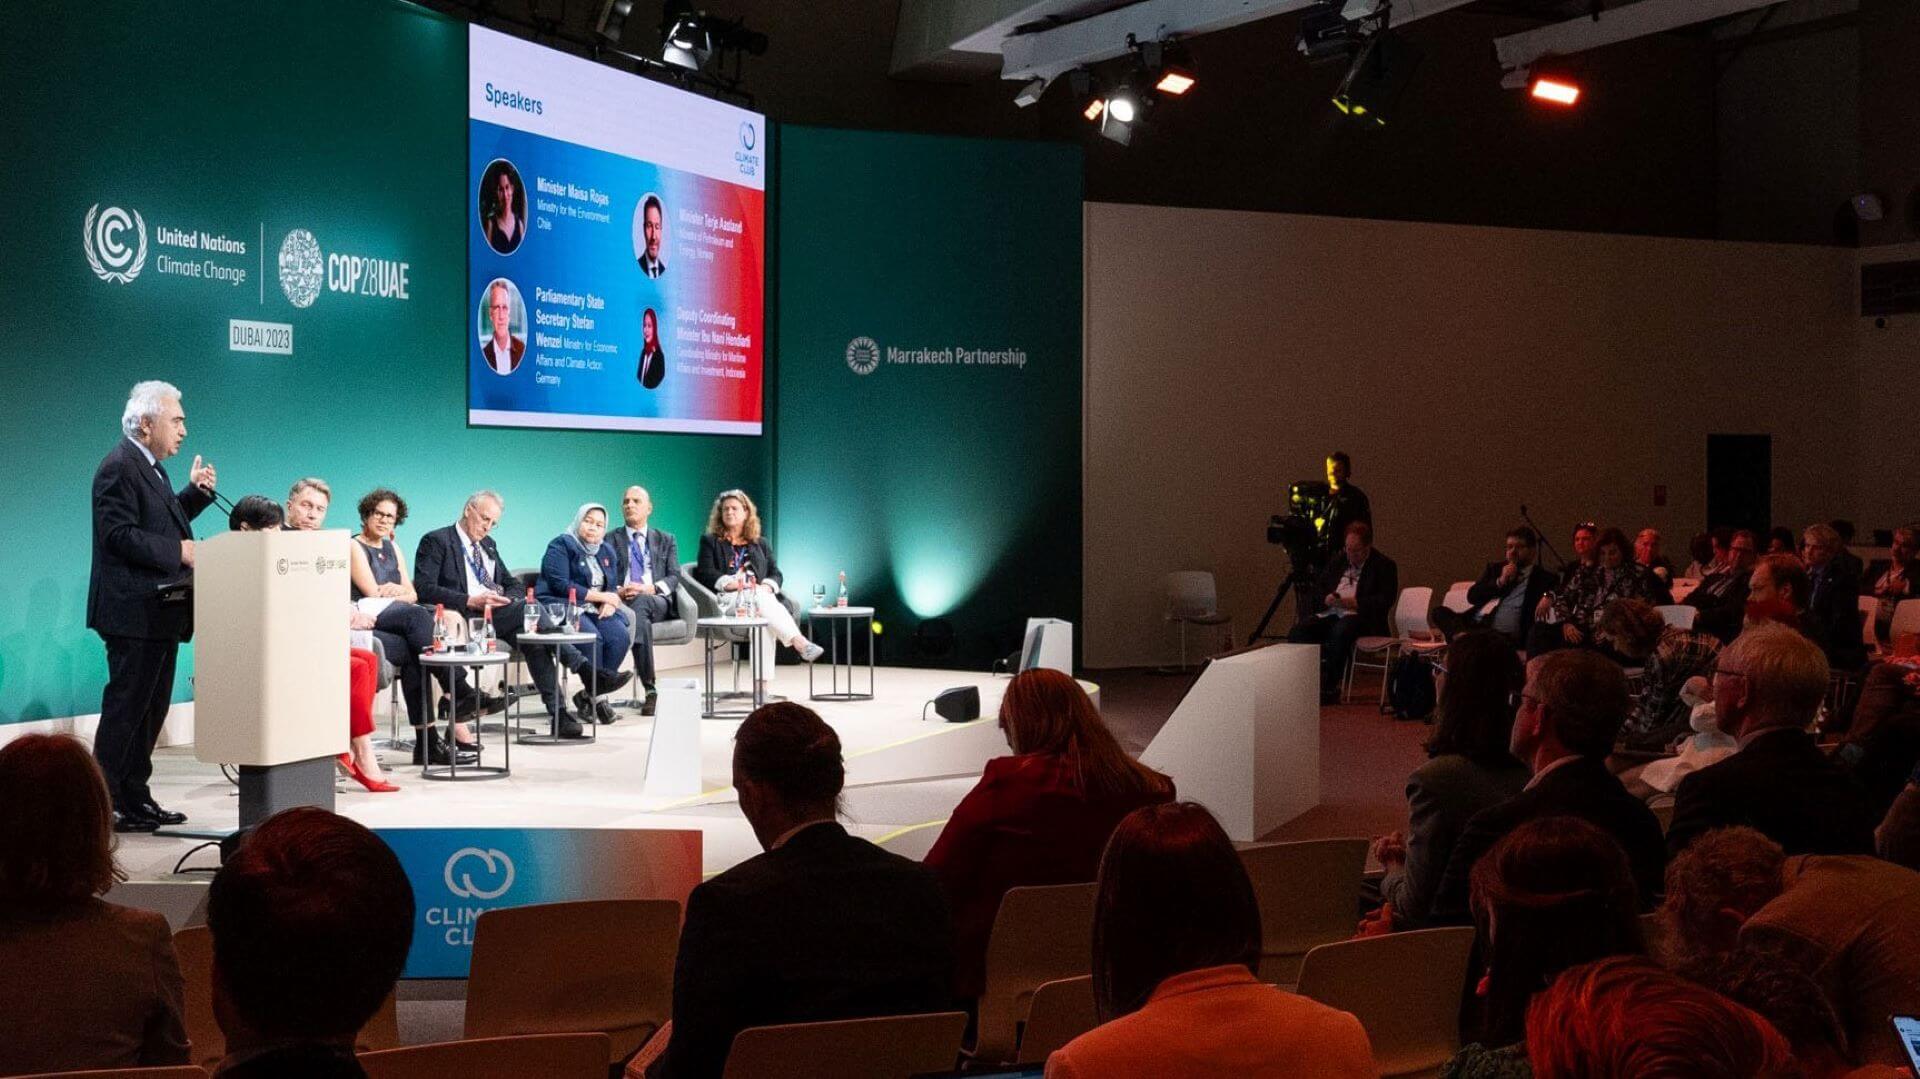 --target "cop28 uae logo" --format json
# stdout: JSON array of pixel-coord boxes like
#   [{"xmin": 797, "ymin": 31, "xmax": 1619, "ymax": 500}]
[
  {"xmin": 845, "ymin": 336, "xmax": 880, "ymax": 376},
  {"xmin": 83, "ymin": 204, "xmax": 148, "ymax": 284},
  {"xmin": 278, "ymin": 229, "xmax": 324, "ymax": 309},
  {"xmin": 444, "ymin": 847, "xmax": 516, "ymax": 900}
]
